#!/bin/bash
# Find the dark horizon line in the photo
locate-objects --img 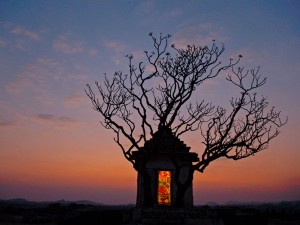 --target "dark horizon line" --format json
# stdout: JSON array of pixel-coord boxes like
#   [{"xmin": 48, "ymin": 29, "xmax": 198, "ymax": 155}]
[{"xmin": 1, "ymin": 197, "xmax": 300, "ymax": 206}]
